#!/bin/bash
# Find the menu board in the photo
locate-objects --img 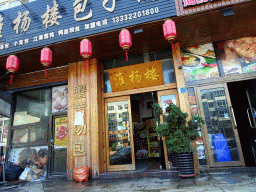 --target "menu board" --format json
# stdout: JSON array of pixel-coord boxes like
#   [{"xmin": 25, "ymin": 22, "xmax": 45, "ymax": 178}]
[
  {"xmin": 181, "ymin": 43, "xmax": 219, "ymax": 81},
  {"xmin": 217, "ymin": 36, "xmax": 256, "ymax": 76}
]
